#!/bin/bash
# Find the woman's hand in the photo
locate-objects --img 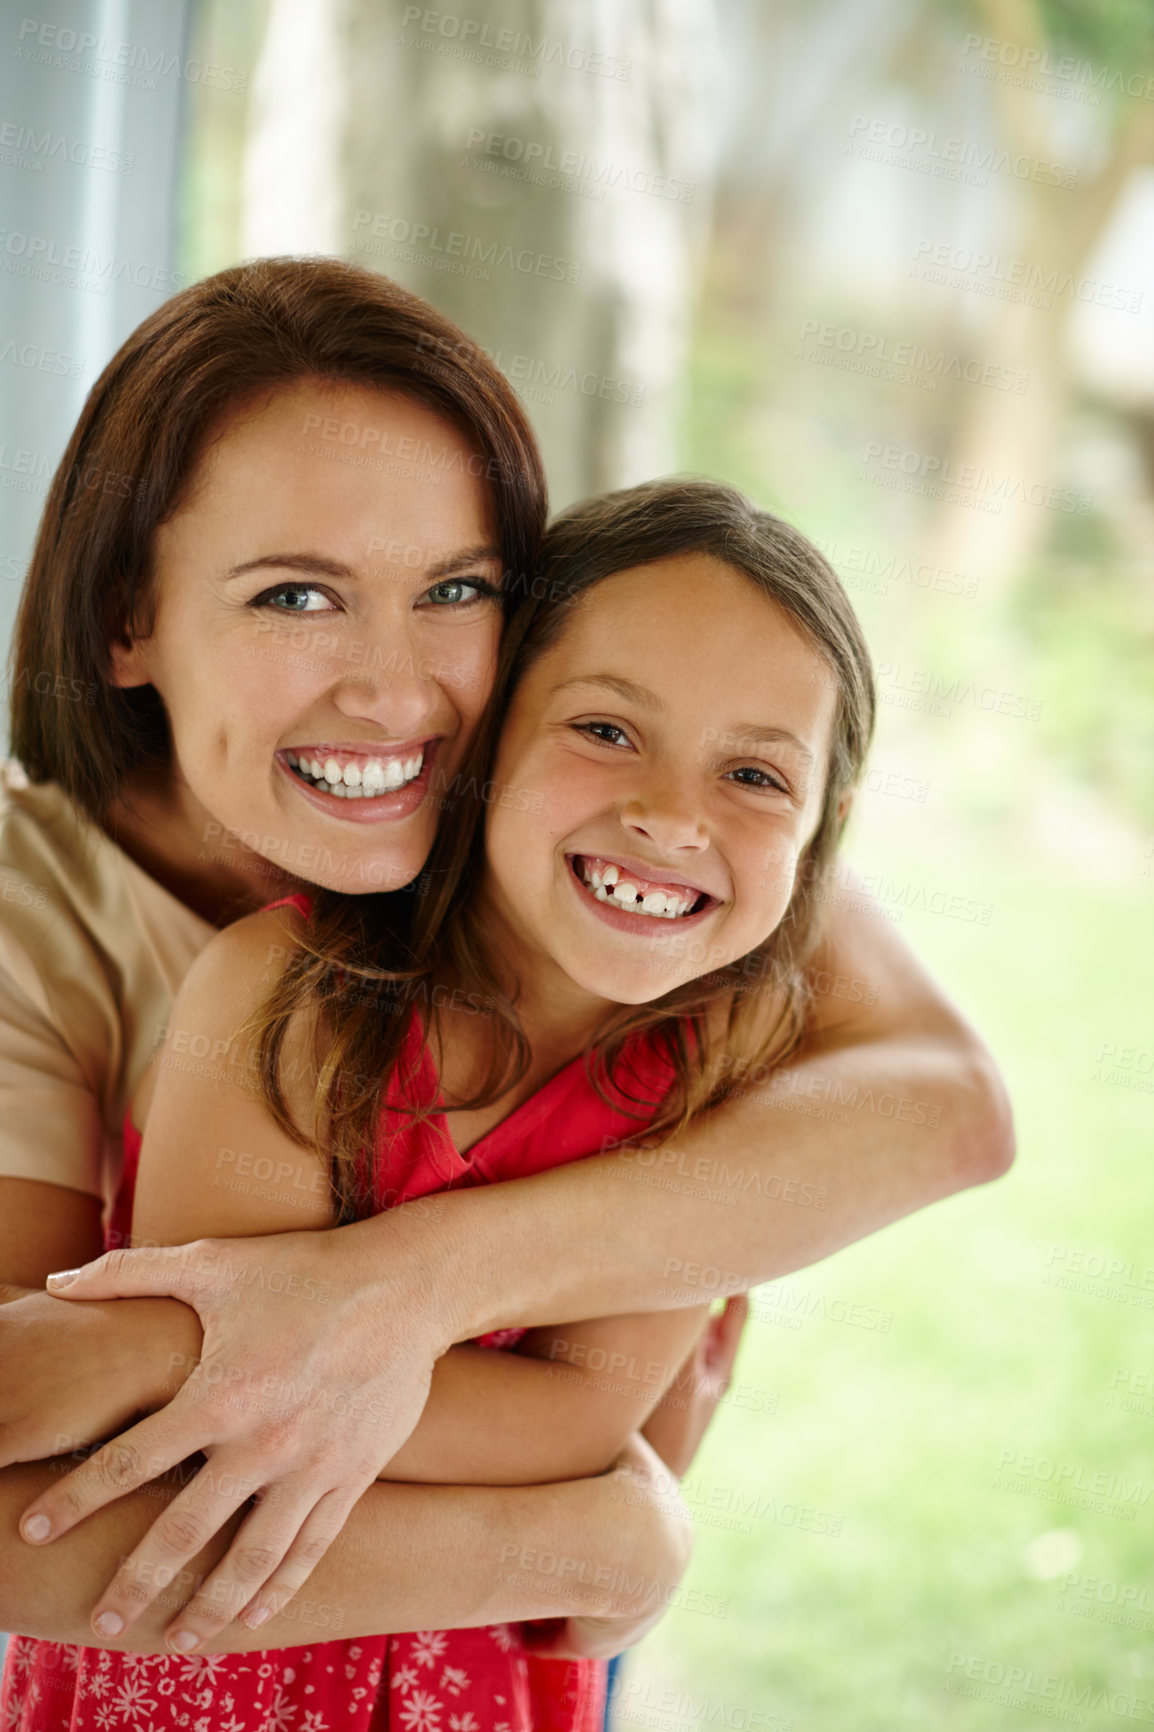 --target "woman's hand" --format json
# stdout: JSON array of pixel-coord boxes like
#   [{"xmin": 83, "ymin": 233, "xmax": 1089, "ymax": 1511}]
[
  {"xmin": 0, "ymin": 1287, "xmax": 202, "ymax": 1467},
  {"xmin": 20, "ymin": 1217, "xmax": 455, "ymax": 1649}
]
